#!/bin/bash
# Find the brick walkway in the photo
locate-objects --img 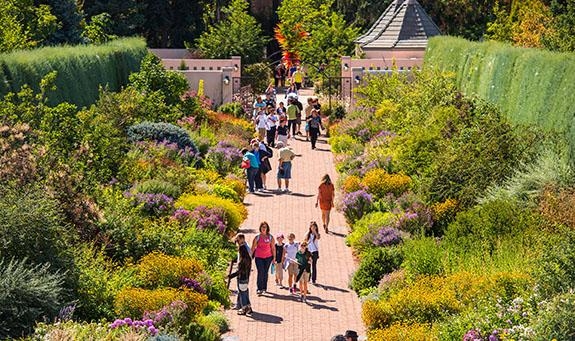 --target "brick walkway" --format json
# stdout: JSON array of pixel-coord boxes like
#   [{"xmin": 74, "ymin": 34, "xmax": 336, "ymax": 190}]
[{"xmin": 223, "ymin": 108, "xmax": 365, "ymax": 340}]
